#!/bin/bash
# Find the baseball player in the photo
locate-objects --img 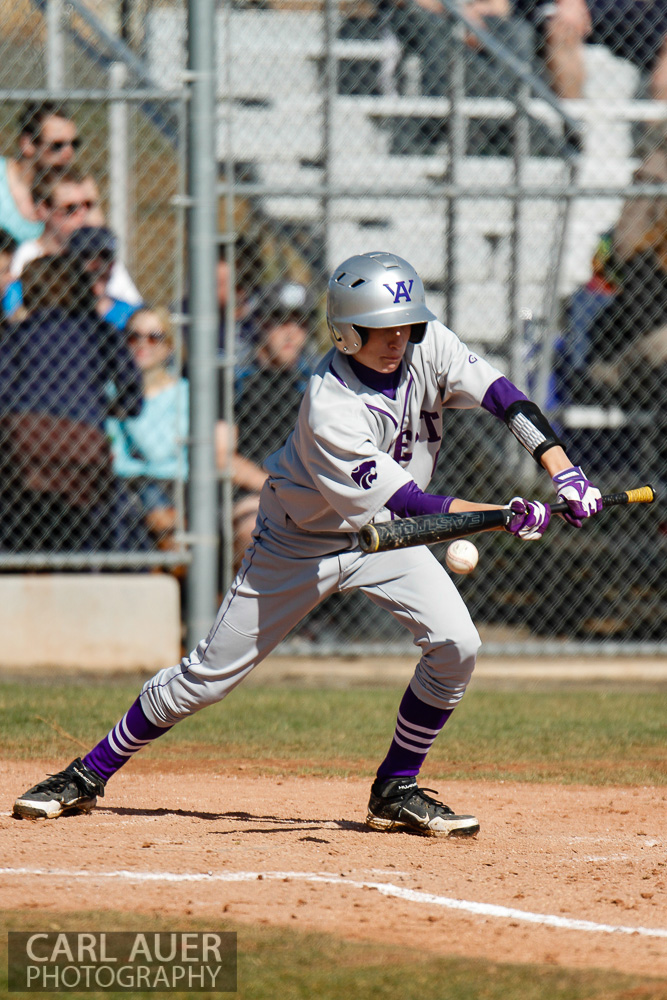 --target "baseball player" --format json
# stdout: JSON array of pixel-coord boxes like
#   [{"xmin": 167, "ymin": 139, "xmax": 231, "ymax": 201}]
[{"xmin": 14, "ymin": 252, "xmax": 602, "ymax": 837}]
